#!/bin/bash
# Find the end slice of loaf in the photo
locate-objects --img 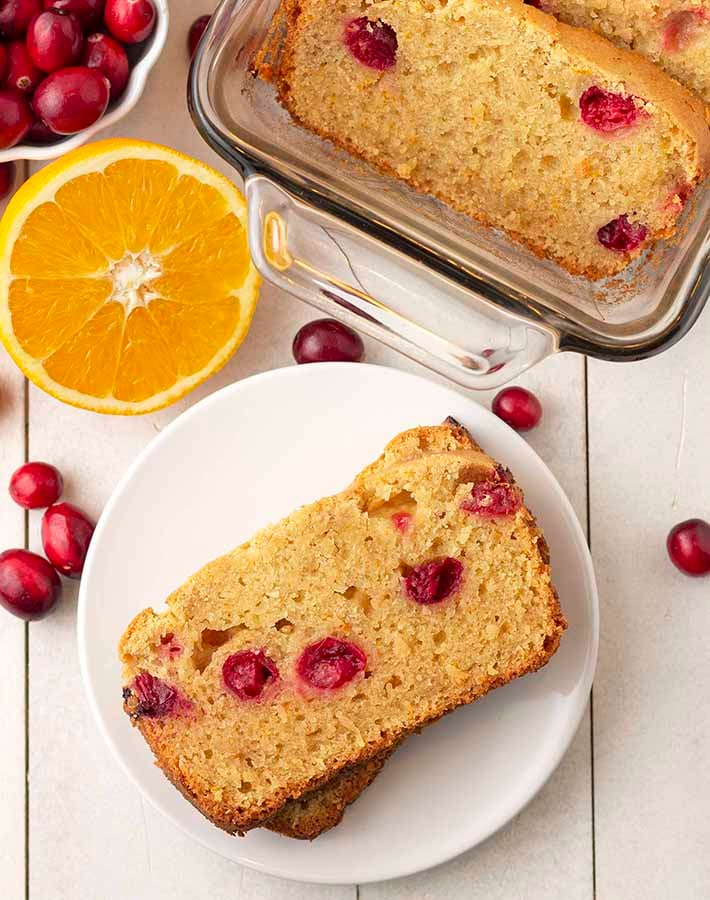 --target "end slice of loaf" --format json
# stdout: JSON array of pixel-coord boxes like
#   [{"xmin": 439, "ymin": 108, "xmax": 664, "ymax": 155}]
[
  {"xmin": 119, "ymin": 422, "xmax": 565, "ymax": 834},
  {"xmin": 269, "ymin": 0, "xmax": 709, "ymax": 278}
]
